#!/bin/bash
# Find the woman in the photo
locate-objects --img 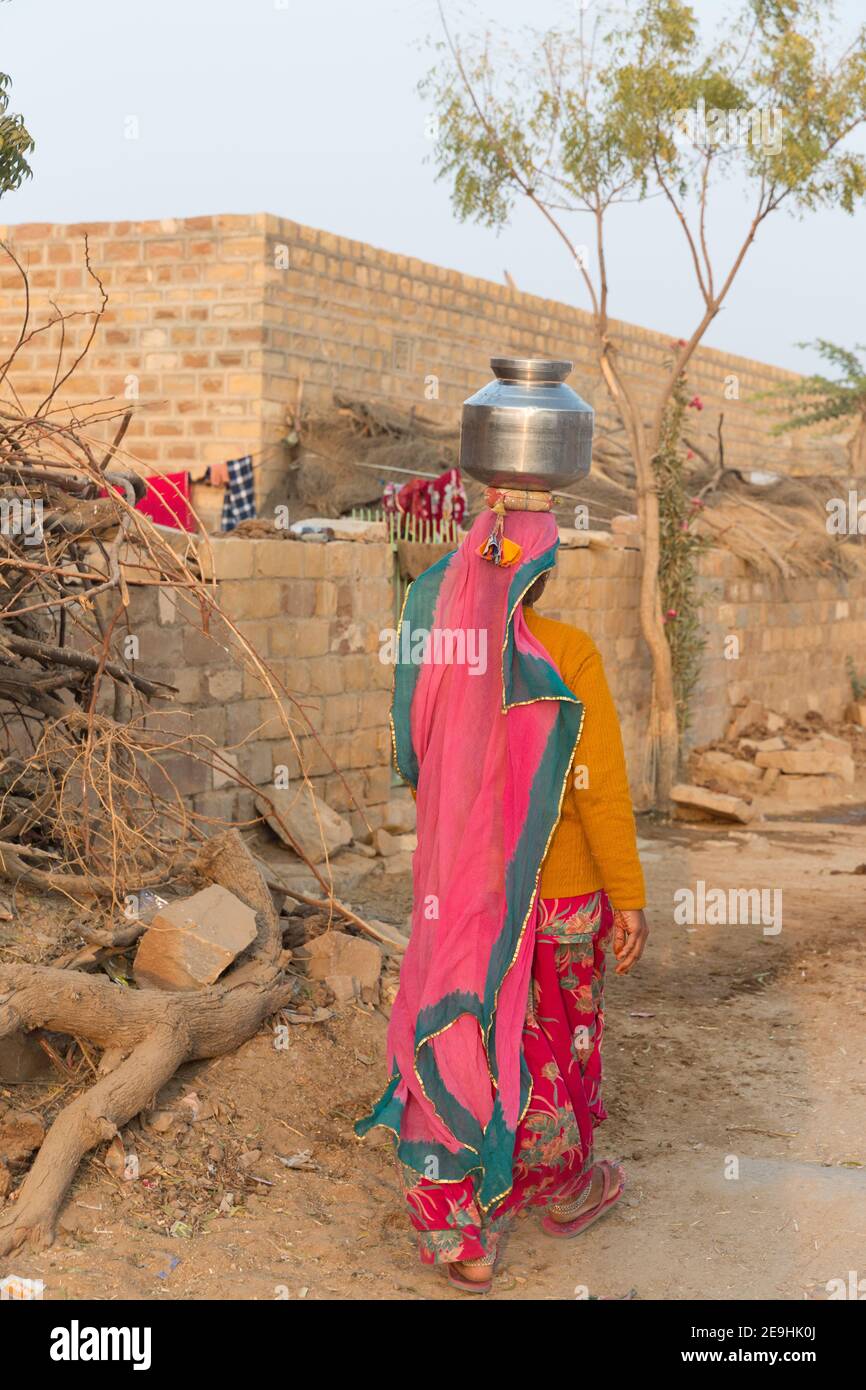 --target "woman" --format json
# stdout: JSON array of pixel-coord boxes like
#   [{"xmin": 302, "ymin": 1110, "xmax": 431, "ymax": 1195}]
[{"xmin": 356, "ymin": 489, "xmax": 649, "ymax": 1292}]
